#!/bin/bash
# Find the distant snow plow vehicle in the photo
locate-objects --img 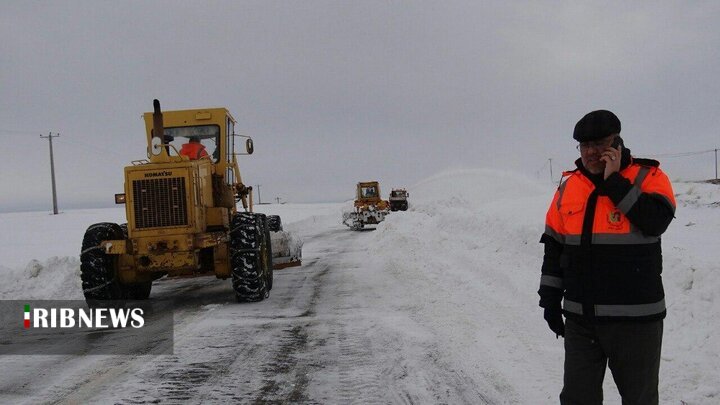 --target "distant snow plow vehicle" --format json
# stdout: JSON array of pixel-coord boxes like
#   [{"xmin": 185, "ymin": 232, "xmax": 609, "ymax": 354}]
[
  {"xmin": 389, "ymin": 188, "xmax": 409, "ymax": 211},
  {"xmin": 79, "ymin": 99, "xmax": 301, "ymax": 304},
  {"xmin": 342, "ymin": 181, "xmax": 390, "ymax": 230}
]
